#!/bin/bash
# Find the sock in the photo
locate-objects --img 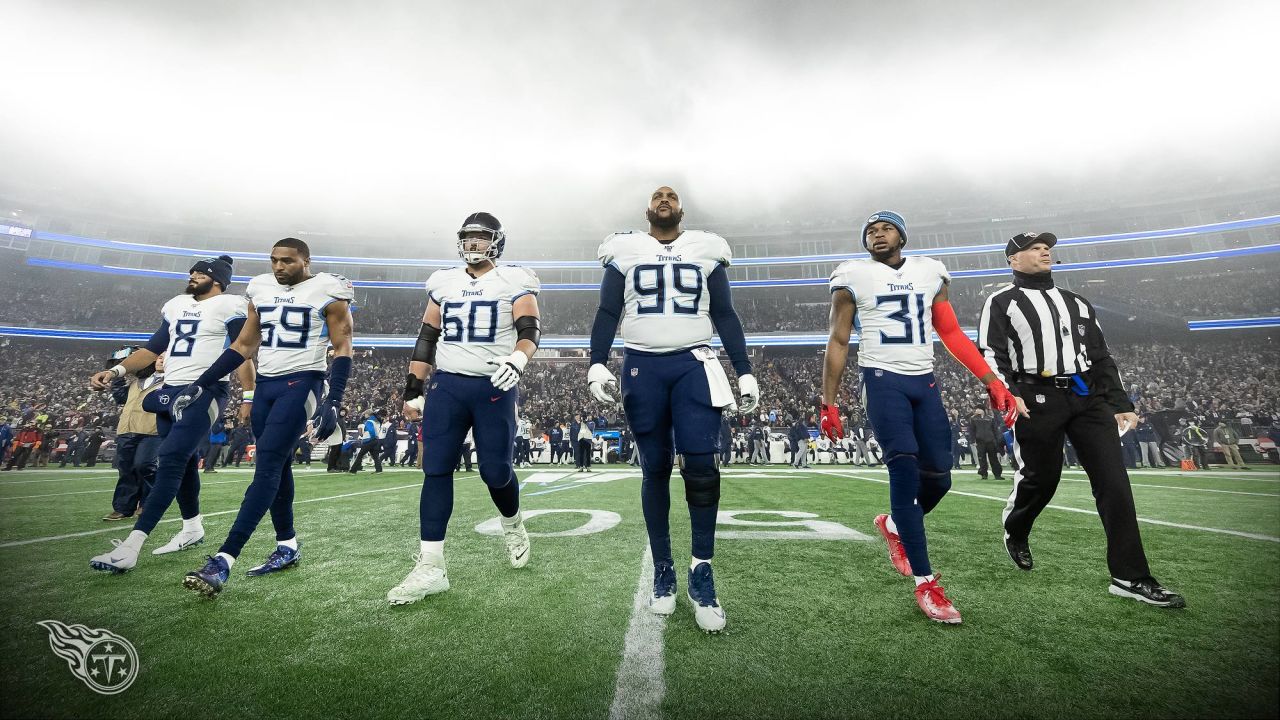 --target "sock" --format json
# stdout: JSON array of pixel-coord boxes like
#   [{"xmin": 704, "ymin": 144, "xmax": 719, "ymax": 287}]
[
  {"xmin": 885, "ymin": 515, "xmax": 899, "ymax": 535},
  {"xmin": 690, "ymin": 556, "xmax": 709, "ymax": 571},
  {"xmin": 122, "ymin": 530, "xmax": 148, "ymax": 551},
  {"xmin": 278, "ymin": 536, "xmax": 298, "ymax": 551},
  {"xmin": 913, "ymin": 574, "xmax": 936, "ymax": 586},
  {"xmin": 420, "ymin": 540, "xmax": 444, "ymax": 557},
  {"xmin": 500, "ymin": 510, "xmax": 523, "ymax": 529},
  {"xmin": 217, "ymin": 552, "xmax": 236, "ymax": 568},
  {"xmin": 182, "ymin": 515, "xmax": 203, "ymax": 533}
]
